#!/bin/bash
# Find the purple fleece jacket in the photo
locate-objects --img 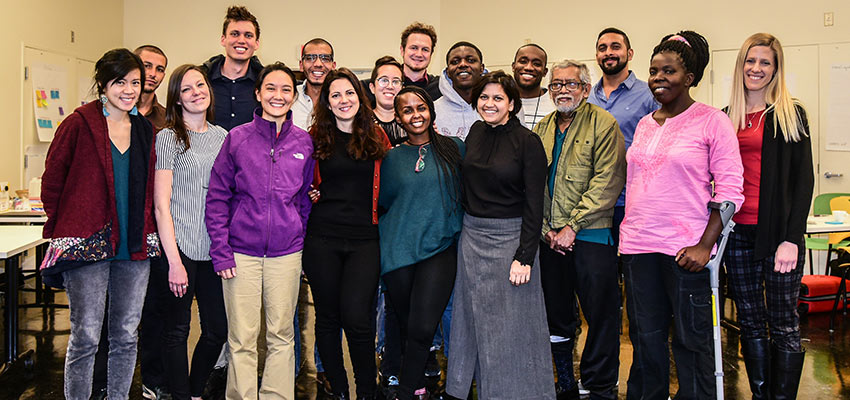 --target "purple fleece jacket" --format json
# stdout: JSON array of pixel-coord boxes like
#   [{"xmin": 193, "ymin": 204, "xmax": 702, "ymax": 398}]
[{"xmin": 205, "ymin": 109, "xmax": 315, "ymax": 272}]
